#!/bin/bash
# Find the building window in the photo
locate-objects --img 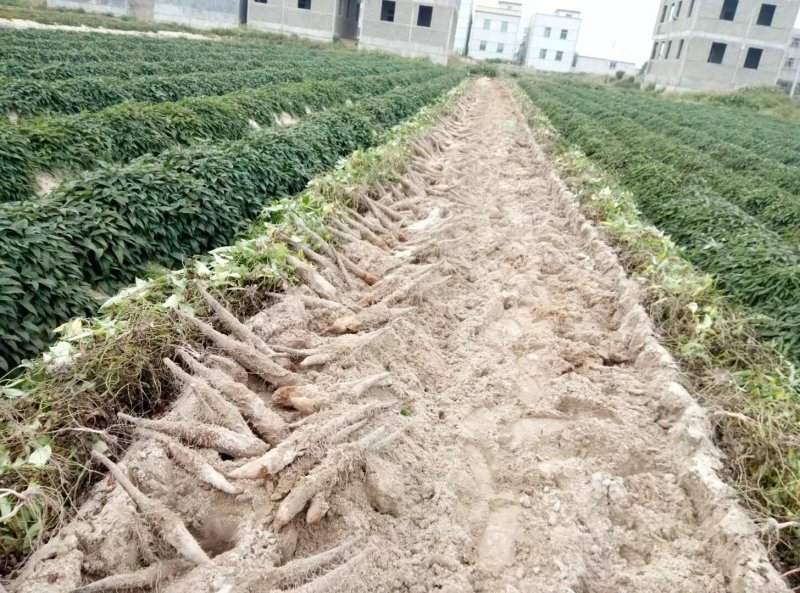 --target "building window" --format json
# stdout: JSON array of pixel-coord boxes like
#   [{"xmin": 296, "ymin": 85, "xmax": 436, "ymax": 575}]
[
  {"xmin": 500, "ymin": 21, "xmax": 508, "ymax": 32},
  {"xmin": 609, "ymin": 61, "xmax": 617, "ymax": 69},
  {"xmin": 544, "ymin": 26, "xmax": 551, "ymax": 37},
  {"xmin": 297, "ymin": 0, "xmax": 311, "ymax": 8},
  {"xmin": 757, "ymin": 4, "xmax": 776, "ymax": 26},
  {"xmin": 483, "ymin": 18, "xmax": 490, "ymax": 29},
  {"xmin": 676, "ymin": 38, "xmax": 684, "ymax": 58},
  {"xmin": 688, "ymin": 0, "xmax": 695, "ymax": 16},
  {"xmin": 651, "ymin": 41, "xmax": 659, "ymax": 59},
  {"xmin": 497, "ymin": 43, "xmax": 504, "ymax": 53},
  {"xmin": 665, "ymin": 40, "xmax": 672, "ymax": 58},
  {"xmin": 793, "ymin": 37, "xmax": 800, "ymax": 48},
  {"xmin": 720, "ymin": 0, "xmax": 738, "ymax": 21},
  {"xmin": 669, "ymin": 2, "xmax": 676, "ymax": 20},
  {"xmin": 417, "ymin": 5, "xmax": 432, "ymax": 27},
  {"xmin": 380, "ymin": 0, "xmax": 395, "ymax": 21},
  {"xmin": 479, "ymin": 40, "xmax": 487, "ymax": 50},
  {"xmin": 675, "ymin": 1, "xmax": 682, "ymax": 17},
  {"xmin": 555, "ymin": 51, "xmax": 564, "ymax": 61},
  {"xmin": 660, "ymin": 2, "xmax": 669, "ymax": 22},
  {"xmin": 255, "ymin": 0, "xmax": 266, "ymax": 3},
  {"xmin": 744, "ymin": 47, "xmax": 763, "ymax": 69},
  {"xmin": 539, "ymin": 48, "xmax": 547, "ymax": 59},
  {"xmin": 560, "ymin": 29, "xmax": 568, "ymax": 39},
  {"xmin": 786, "ymin": 57, "xmax": 796, "ymax": 69},
  {"xmin": 708, "ymin": 42, "xmax": 727, "ymax": 63}
]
